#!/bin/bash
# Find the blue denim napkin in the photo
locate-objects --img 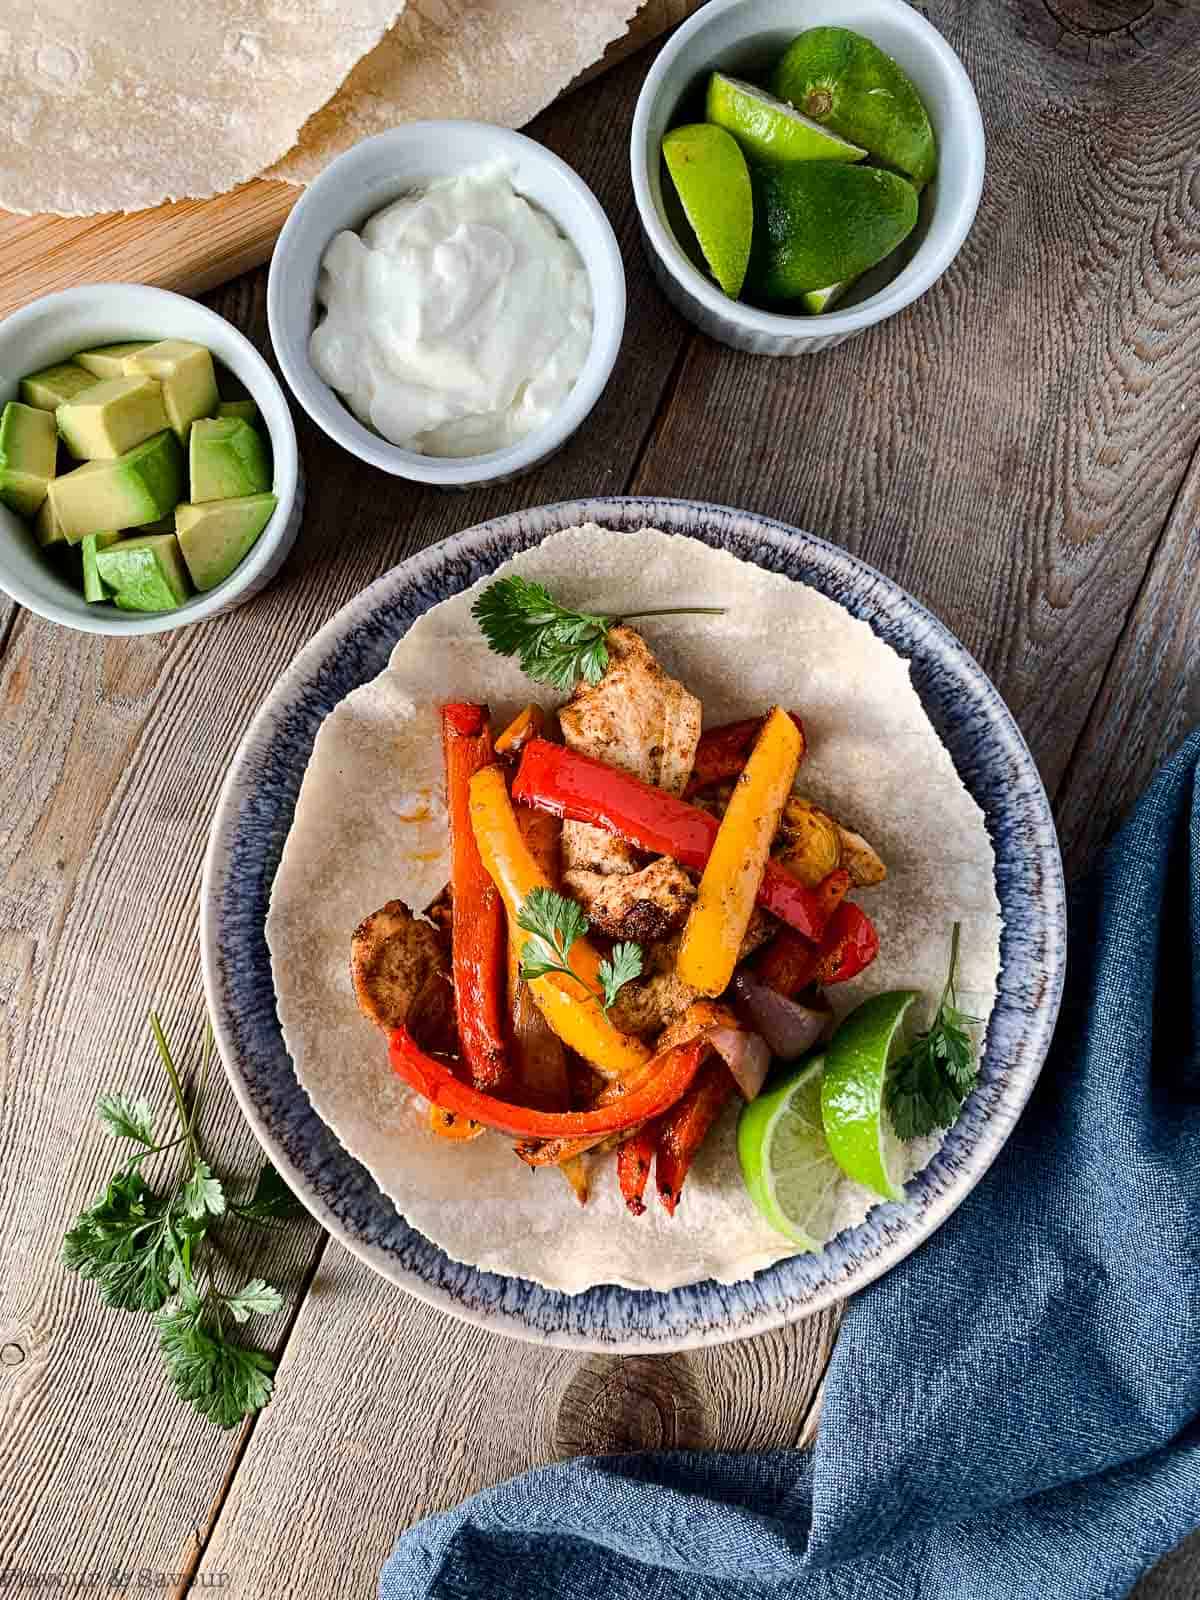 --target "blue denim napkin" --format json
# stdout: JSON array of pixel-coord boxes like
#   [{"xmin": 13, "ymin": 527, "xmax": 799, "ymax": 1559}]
[{"xmin": 380, "ymin": 734, "xmax": 1200, "ymax": 1600}]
